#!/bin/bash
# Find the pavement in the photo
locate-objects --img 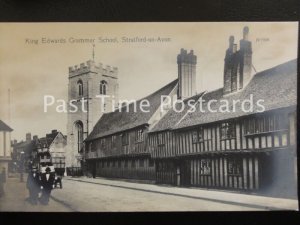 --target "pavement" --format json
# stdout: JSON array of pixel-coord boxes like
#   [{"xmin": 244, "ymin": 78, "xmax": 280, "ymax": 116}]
[
  {"xmin": 0, "ymin": 174, "xmax": 298, "ymax": 212},
  {"xmin": 52, "ymin": 176, "xmax": 298, "ymax": 211}
]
